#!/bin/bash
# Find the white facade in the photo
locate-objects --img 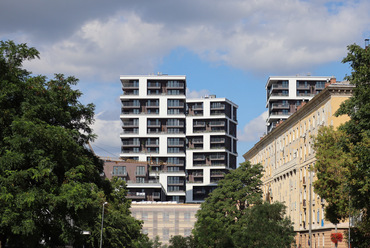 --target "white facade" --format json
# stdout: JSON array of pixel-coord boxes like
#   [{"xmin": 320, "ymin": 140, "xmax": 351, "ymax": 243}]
[
  {"xmin": 120, "ymin": 75, "xmax": 238, "ymax": 203},
  {"xmin": 266, "ymin": 76, "xmax": 335, "ymax": 133},
  {"xmin": 185, "ymin": 96, "xmax": 238, "ymax": 202}
]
